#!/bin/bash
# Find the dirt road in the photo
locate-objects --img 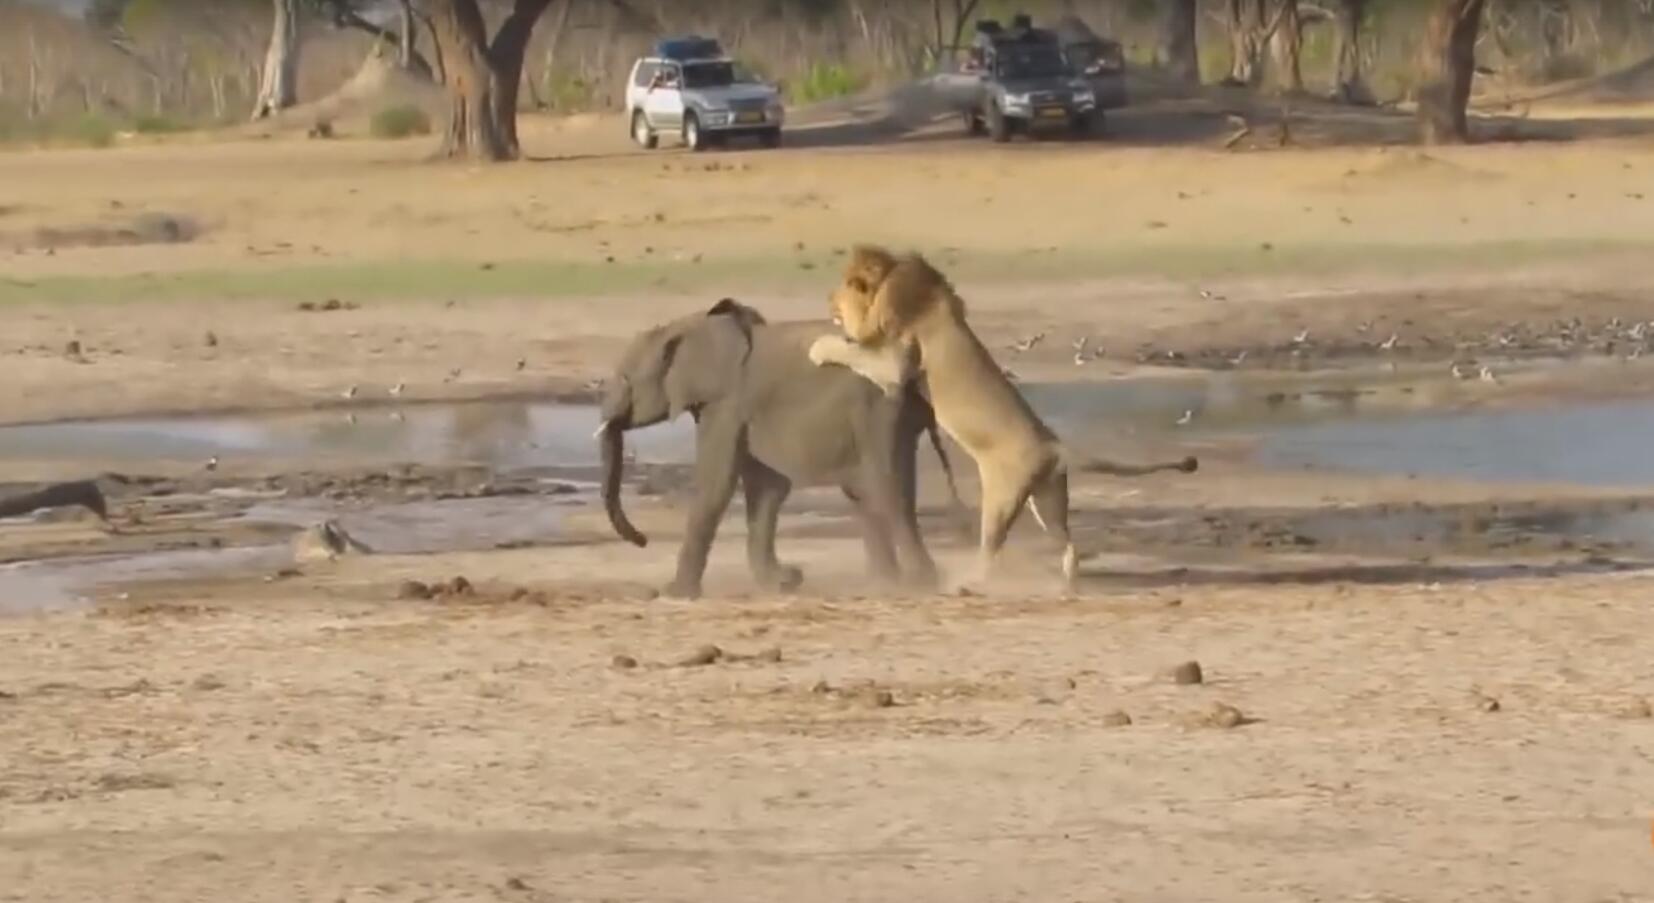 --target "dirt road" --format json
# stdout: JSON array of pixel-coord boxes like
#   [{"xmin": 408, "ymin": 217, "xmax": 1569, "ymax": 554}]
[
  {"xmin": 2, "ymin": 550, "xmax": 1652, "ymax": 902},
  {"xmin": 3, "ymin": 112, "xmax": 1654, "ymax": 901}
]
